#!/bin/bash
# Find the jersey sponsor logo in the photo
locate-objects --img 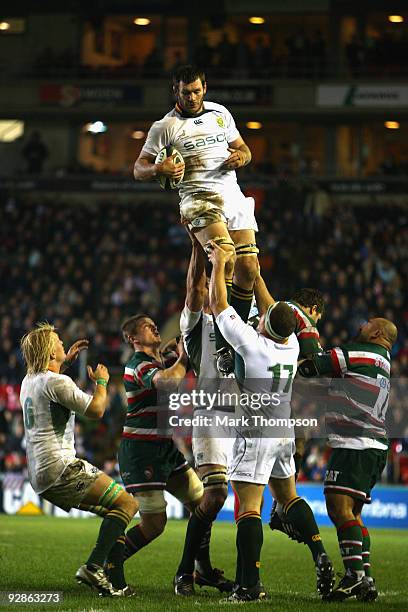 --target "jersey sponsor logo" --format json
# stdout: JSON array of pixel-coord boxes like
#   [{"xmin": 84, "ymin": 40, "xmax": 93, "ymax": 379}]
[
  {"xmin": 183, "ymin": 133, "xmax": 226, "ymax": 151},
  {"xmin": 194, "ymin": 119, "xmax": 203, "ymax": 125},
  {"xmin": 216, "ymin": 117, "xmax": 225, "ymax": 128}
]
